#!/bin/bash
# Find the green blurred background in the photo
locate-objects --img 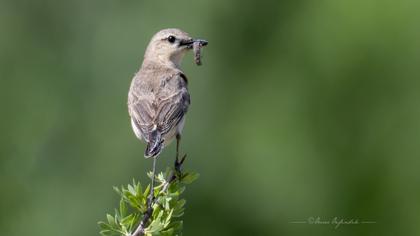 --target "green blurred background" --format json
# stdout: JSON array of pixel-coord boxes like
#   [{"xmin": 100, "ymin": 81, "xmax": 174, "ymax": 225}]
[{"xmin": 1, "ymin": 0, "xmax": 420, "ymax": 235}]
